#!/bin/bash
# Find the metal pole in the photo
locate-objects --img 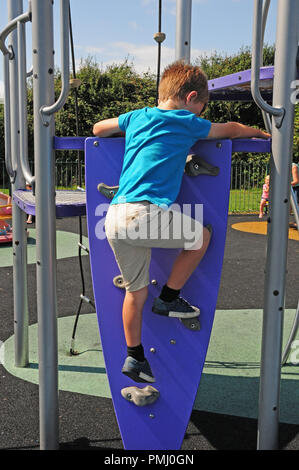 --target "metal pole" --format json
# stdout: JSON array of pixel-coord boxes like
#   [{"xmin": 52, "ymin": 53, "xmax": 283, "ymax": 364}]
[
  {"xmin": 257, "ymin": 0, "xmax": 299, "ymax": 450},
  {"xmin": 31, "ymin": 0, "xmax": 59, "ymax": 450},
  {"xmin": 175, "ymin": 0, "xmax": 192, "ymax": 63},
  {"xmin": 261, "ymin": 0, "xmax": 272, "ymax": 133},
  {"xmin": 7, "ymin": 0, "xmax": 29, "ymax": 368}
]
